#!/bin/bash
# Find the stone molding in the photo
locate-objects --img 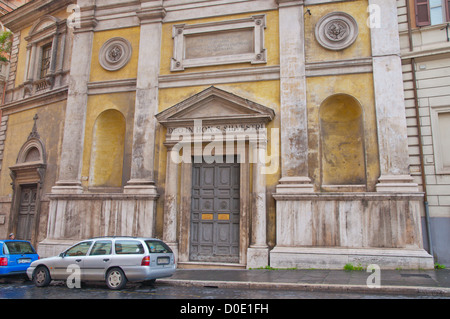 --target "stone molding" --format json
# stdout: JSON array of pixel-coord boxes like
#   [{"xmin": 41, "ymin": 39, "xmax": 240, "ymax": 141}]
[
  {"xmin": 1, "ymin": 86, "xmax": 68, "ymax": 115},
  {"xmin": 305, "ymin": 57, "xmax": 372, "ymax": 76},
  {"xmin": 159, "ymin": 65, "xmax": 280, "ymax": 88},
  {"xmin": 171, "ymin": 15, "xmax": 267, "ymax": 71},
  {"xmin": 315, "ymin": 11, "xmax": 359, "ymax": 51},
  {"xmin": 0, "ymin": 0, "xmax": 73, "ymax": 33},
  {"xmin": 87, "ymin": 78, "xmax": 137, "ymax": 95},
  {"xmin": 98, "ymin": 37, "xmax": 133, "ymax": 71},
  {"xmin": 156, "ymin": 86, "xmax": 275, "ymax": 135}
]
